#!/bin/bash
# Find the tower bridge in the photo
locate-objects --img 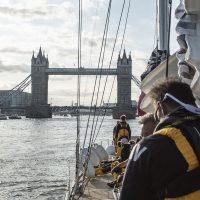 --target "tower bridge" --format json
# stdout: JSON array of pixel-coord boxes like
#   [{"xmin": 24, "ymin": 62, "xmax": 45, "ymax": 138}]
[
  {"xmin": 45, "ymin": 68, "xmax": 118, "ymax": 75},
  {"xmin": 26, "ymin": 48, "xmax": 137, "ymax": 119}
]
